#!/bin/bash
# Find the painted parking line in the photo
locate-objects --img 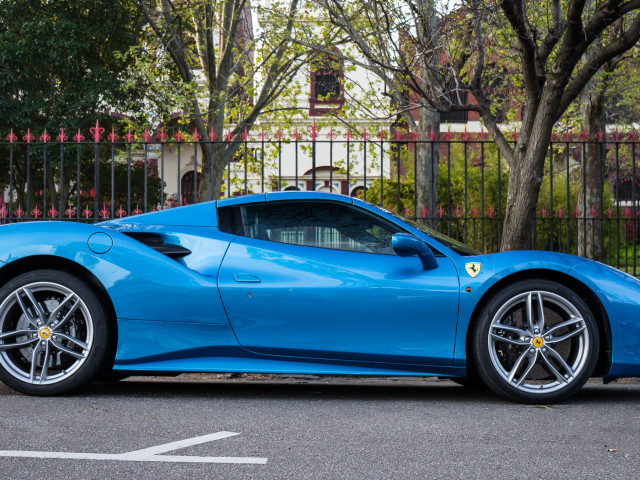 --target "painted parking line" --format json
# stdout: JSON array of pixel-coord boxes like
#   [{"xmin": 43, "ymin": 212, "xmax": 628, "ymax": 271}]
[{"xmin": 0, "ymin": 431, "xmax": 267, "ymax": 464}]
